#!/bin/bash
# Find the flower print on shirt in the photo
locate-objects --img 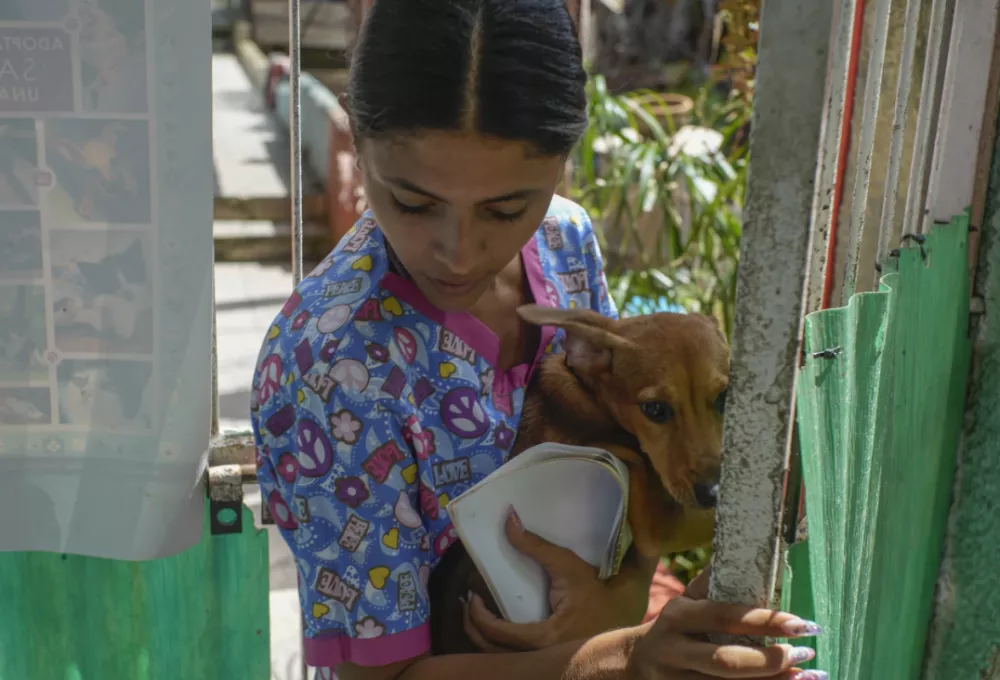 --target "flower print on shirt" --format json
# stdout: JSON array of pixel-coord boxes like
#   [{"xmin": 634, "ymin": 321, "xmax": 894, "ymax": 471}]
[
  {"xmin": 334, "ymin": 476, "xmax": 369, "ymax": 508},
  {"xmin": 329, "ymin": 409, "xmax": 363, "ymax": 444}
]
